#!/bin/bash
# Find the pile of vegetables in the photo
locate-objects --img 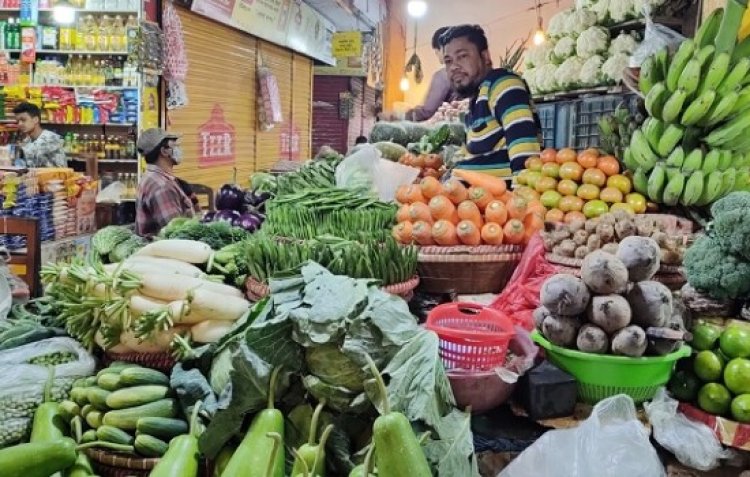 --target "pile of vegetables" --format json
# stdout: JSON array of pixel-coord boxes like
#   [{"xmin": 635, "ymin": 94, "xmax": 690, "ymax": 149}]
[
  {"xmin": 2, "ymin": 301, "xmax": 67, "ymax": 351},
  {"xmin": 170, "ymin": 262, "xmax": 476, "ymax": 476},
  {"xmin": 394, "ymin": 171, "xmax": 545, "ymax": 246},
  {"xmin": 536, "ymin": 237, "xmax": 687, "ymax": 357},
  {"xmin": 91, "ymin": 226, "xmax": 146, "ymax": 264},
  {"xmin": 517, "ymin": 147, "xmax": 646, "ymax": 223},
  {"xmin": 251, "ymin": 151, "xmax": 343, "ymax": 196},
  {"xmin": 625, "ymin": 5, "xmax": 750, "ymax": 208},
  {"xmin": 369, "ymin": 121, "xmax": 465, "ymax": 149},
  {"xmin": 540, "ymin": 209, "xmax": 686, "ymax": 264},
  {"xmin": 597, "ymin": 101, "xmax": 646, "ymax": 161},
  {"xmin": 398, "ymin": 124, "xmax": 451, "ymax": 180},
  {"xmin": 160, "ymin": 218, "xmax": 249, "ymax": 251}
]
